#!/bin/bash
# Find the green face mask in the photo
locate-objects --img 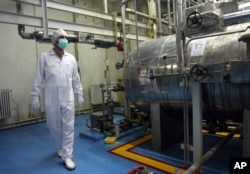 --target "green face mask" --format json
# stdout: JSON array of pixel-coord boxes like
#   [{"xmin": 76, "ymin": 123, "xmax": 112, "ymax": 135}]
[{"xmin": 57, "ymin": 38, "xmax": 69, "ymax": 49}]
